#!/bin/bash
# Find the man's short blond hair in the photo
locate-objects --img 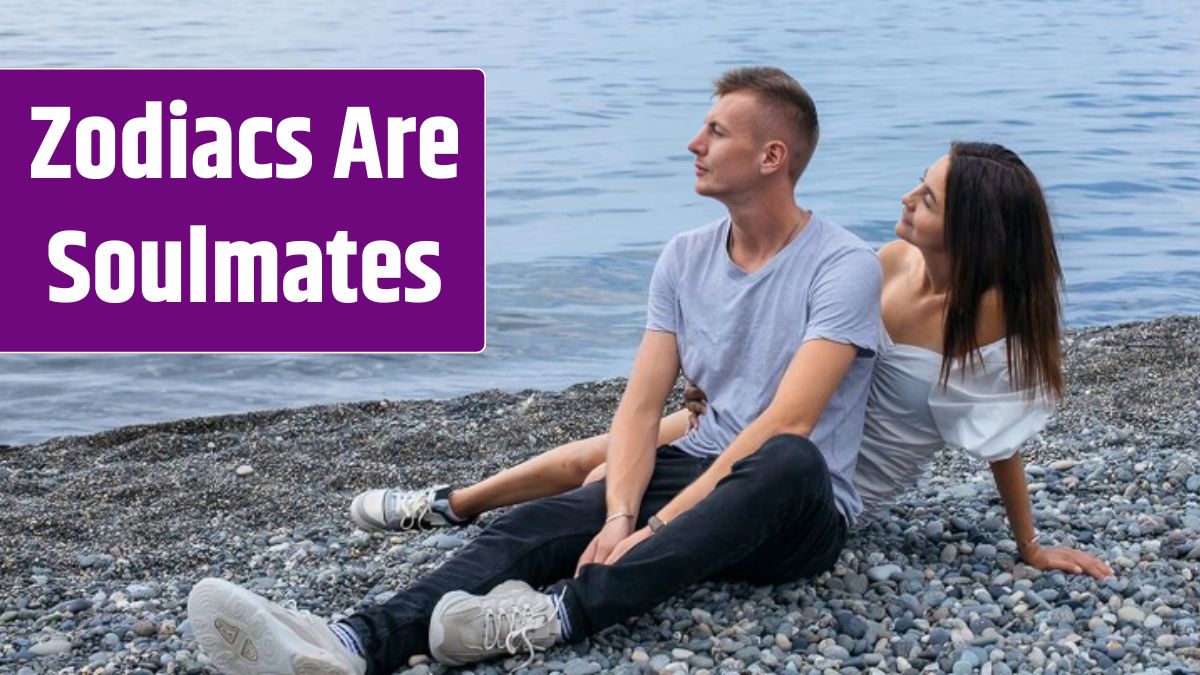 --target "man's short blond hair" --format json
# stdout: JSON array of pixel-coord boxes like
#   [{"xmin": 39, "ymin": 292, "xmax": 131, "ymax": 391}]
[{"xmin": 714, "ymin": 66, "xmax": 819, "ymax": 182}]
